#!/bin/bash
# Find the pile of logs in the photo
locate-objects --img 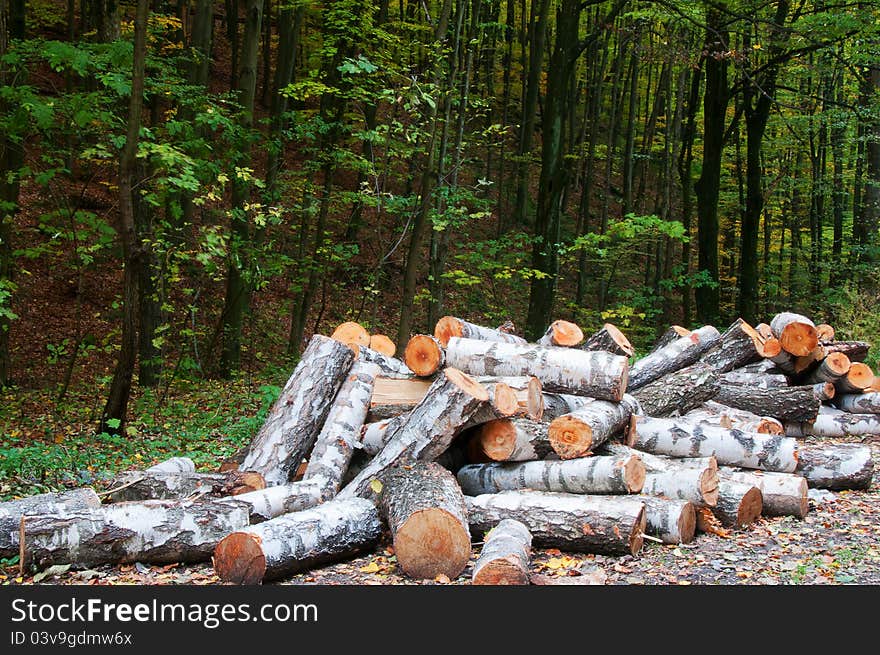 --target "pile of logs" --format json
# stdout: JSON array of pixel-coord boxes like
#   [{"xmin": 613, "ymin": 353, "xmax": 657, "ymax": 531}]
[{"xmin": 5, "ymin": 313, "xmax": 878, "ymax": 585}]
